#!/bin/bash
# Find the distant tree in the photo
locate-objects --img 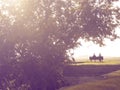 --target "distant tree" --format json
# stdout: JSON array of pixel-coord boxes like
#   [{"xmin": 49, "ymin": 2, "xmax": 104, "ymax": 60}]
[{"xmin": 0, "ymin": 0, "xmax": 120, "ymax": 90}]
